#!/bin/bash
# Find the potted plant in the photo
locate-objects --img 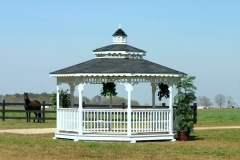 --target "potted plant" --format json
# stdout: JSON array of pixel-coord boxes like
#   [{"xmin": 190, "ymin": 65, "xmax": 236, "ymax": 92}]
[
  {"xmin": 157, "ymin": 83, "xmax": 170, "ymax": 101},
  {"xmin": 174, "ymin": 76, "xmax": 197, "ymax": 141},
  {"xmin": 100, "ymin": 82, "xmax": 117, "ymax": 97}
]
